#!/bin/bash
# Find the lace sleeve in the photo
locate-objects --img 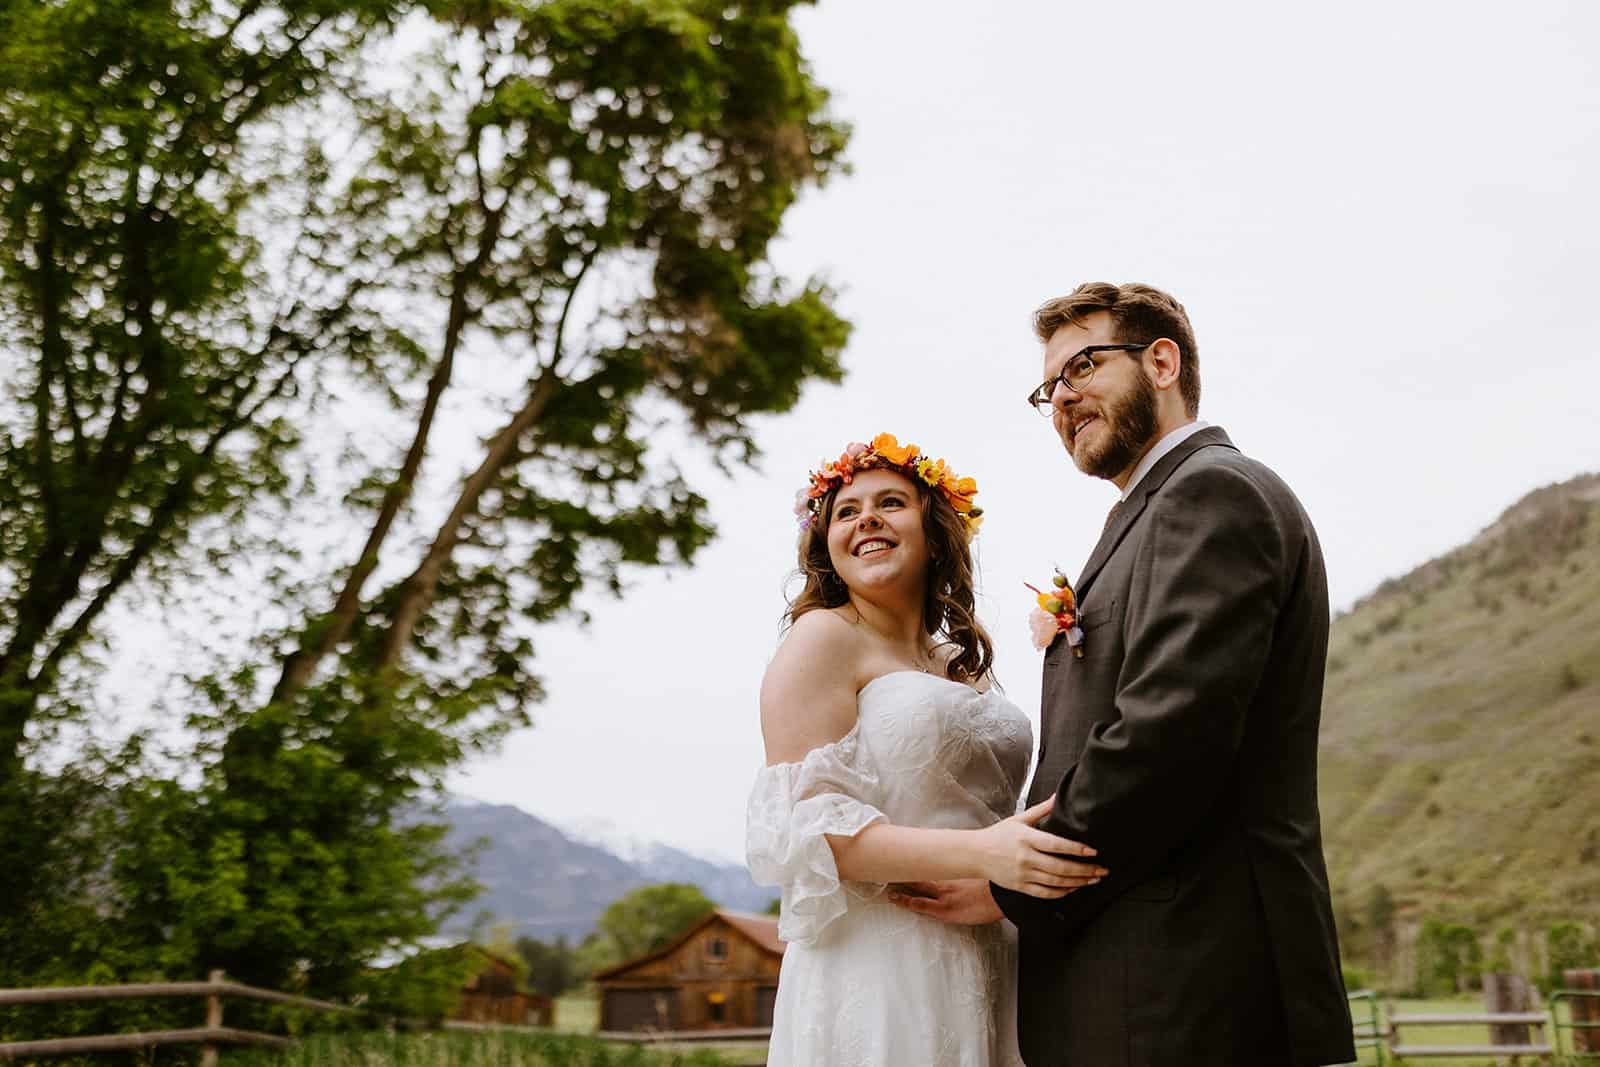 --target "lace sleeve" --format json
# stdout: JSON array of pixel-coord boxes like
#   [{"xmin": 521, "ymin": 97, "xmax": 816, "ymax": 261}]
[{"xmin": 745, "ymin": 727, "xmax": 887, "ymax": 945}]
